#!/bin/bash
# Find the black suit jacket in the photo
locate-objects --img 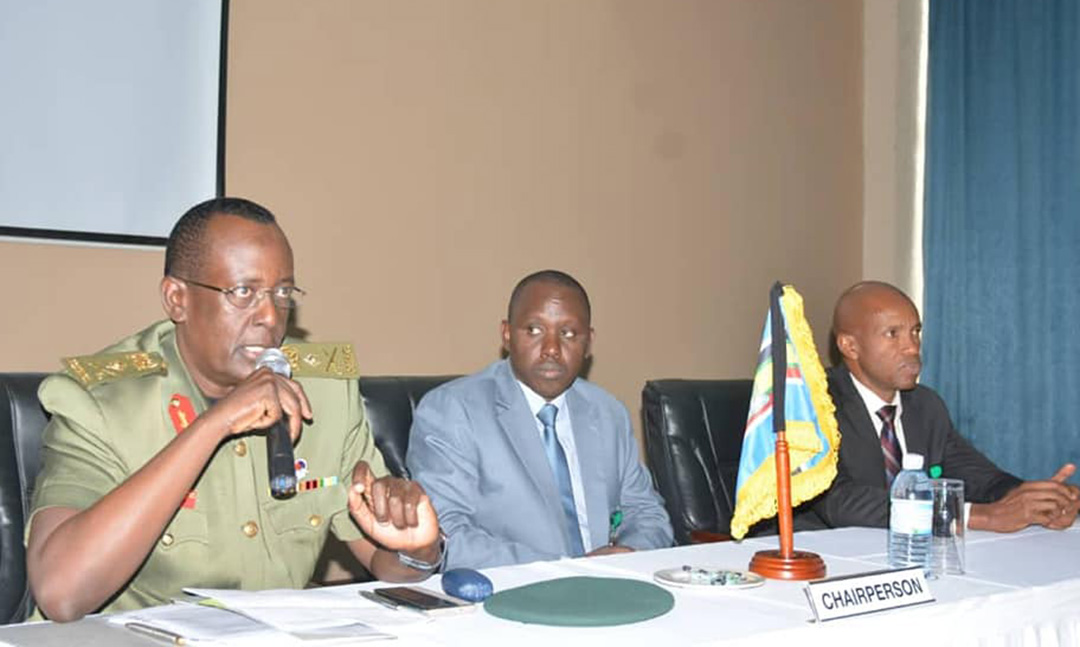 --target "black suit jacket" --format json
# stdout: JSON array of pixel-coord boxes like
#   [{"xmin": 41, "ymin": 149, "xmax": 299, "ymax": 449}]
[{"xmin": 813, "ymin": 365, "xmax": 1022, "ymax": 528}]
